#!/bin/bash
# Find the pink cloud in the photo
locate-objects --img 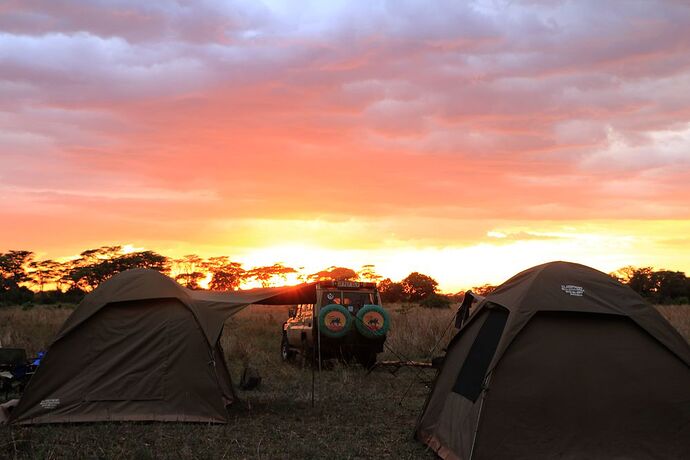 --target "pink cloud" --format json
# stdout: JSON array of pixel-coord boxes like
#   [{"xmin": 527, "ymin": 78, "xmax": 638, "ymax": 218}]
[{"xmin": 2, "ymin": 0, "xmax": 690, "ymax": 256}]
